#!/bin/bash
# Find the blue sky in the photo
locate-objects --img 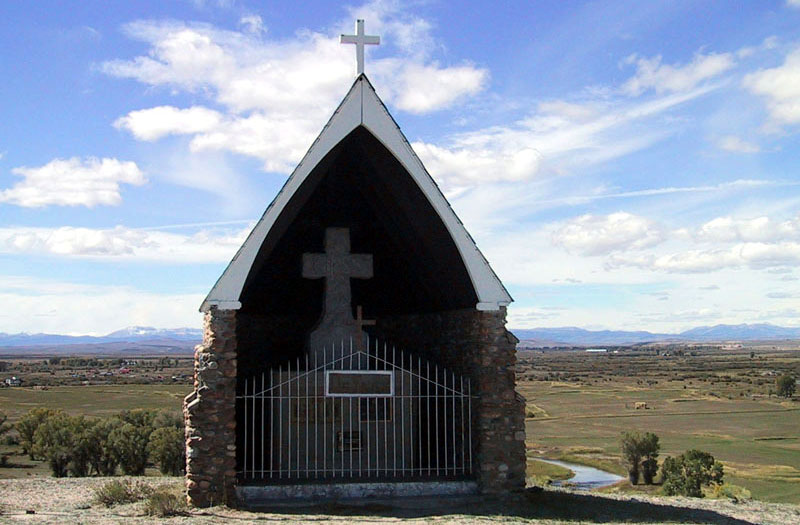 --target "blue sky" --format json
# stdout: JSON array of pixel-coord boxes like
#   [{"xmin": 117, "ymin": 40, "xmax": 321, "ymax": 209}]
[{"xmin": 1, "ymin": 0, "xmax": 800, "ymax": 335}]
